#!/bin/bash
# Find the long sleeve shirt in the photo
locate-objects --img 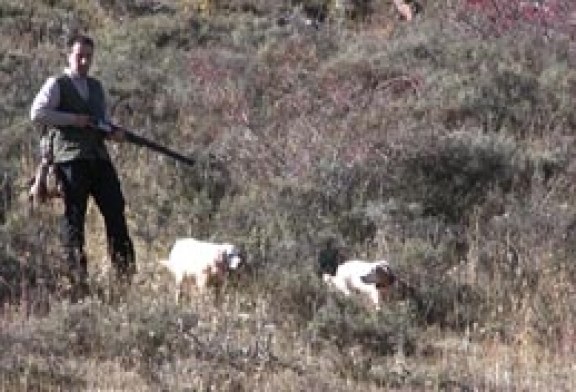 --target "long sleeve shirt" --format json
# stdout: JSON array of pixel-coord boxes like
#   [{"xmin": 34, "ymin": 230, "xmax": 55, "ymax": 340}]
[
  {"xmin": 30, "ymin": 69, "xmax": 112, "ymax": 162},
  {"xmin": 30, "ymin": 68, "xmax": 110, "ymax": 126}
]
